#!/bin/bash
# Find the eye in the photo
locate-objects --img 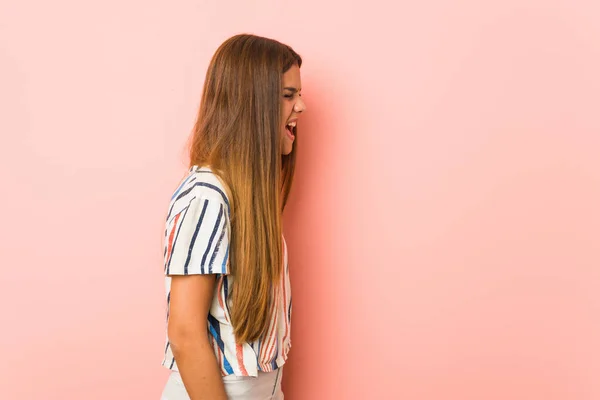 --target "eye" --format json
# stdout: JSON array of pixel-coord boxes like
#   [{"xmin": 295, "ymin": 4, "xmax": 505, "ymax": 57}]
[{"xmin": 283, "ymin": 93, "xmax": 294, "ymax": 99}]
